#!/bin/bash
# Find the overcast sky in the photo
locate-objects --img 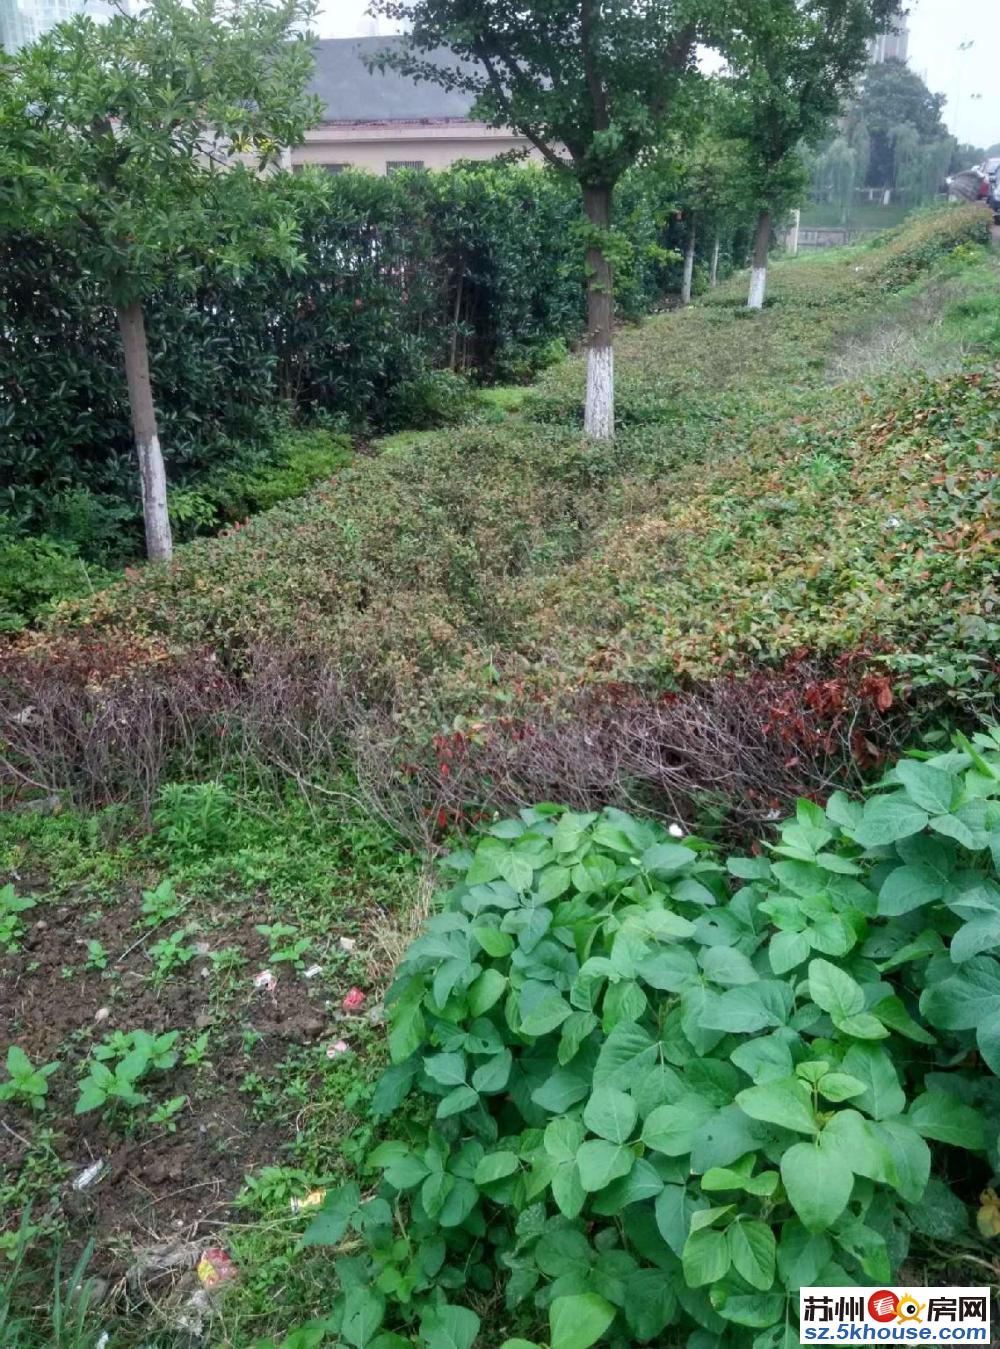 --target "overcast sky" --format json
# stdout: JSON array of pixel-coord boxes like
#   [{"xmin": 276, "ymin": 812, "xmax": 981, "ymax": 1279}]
[{"xmin": 316, "ymin": 0, "xmax": 1000, "ymax": 149}]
